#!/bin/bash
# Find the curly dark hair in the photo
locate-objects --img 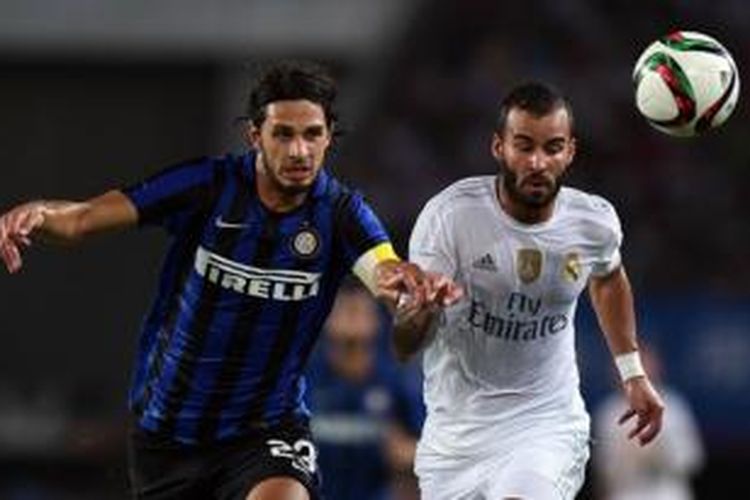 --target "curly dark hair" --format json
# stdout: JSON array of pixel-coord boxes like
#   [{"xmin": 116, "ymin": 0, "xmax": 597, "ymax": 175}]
[{"xmin": 246, "ymin": 60, "xmax": 338, "ymax": 128}]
